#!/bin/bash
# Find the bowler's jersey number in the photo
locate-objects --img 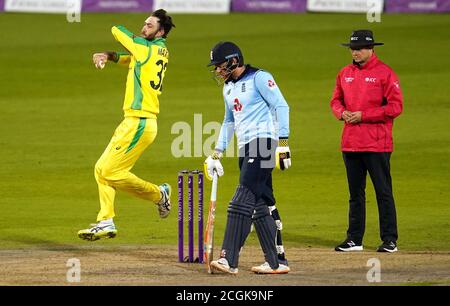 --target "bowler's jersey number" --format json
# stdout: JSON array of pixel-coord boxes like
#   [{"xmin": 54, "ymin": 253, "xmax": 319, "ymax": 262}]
[{"xmin": 150, "ymin": 60, "xmax": 167, "ymax": 92}]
